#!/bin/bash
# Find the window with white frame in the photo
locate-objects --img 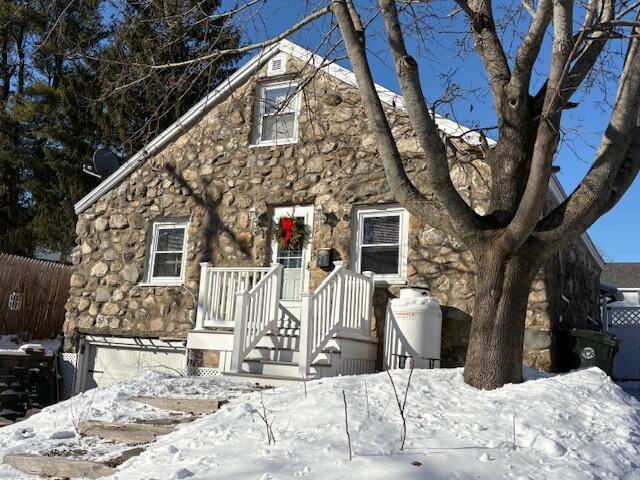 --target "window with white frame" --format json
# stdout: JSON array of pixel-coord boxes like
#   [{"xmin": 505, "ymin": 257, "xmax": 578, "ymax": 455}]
[
  {"xmin": 254, "ymin": 81, "xmax": 300, "ymax": 145},
  {"xmin": 145, "ymin": 221, "xmax": 189, "ymax": 284},
  {"xmin": 353, "ymin": 206, "xmax": 408, "ymax": 282}
]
